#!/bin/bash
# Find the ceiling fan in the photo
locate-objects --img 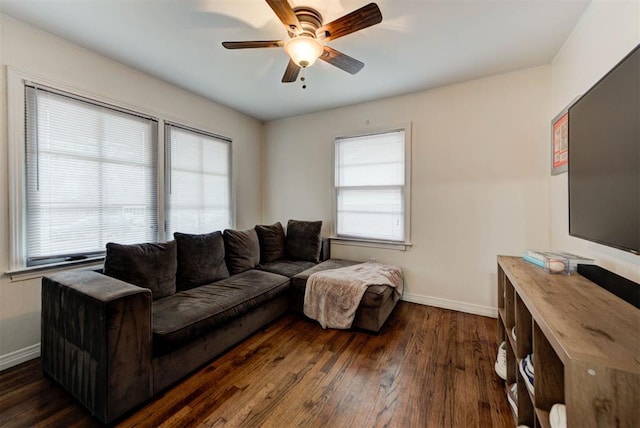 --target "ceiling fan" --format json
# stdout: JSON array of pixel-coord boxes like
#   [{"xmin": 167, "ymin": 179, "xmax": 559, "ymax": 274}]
[{"xmin": 222, "ymin": 0, "xmax": 383, "ymax": 84}]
